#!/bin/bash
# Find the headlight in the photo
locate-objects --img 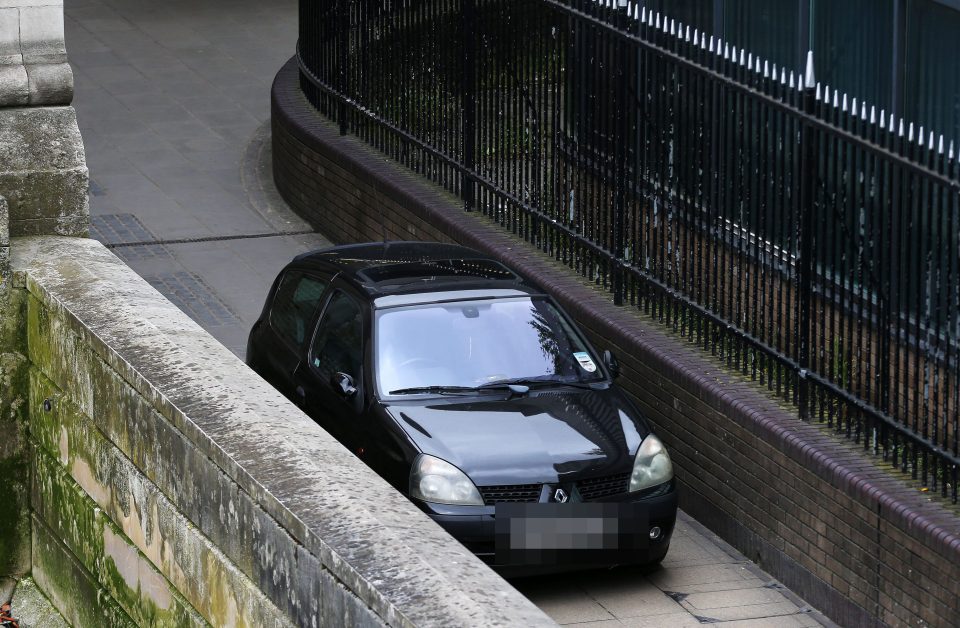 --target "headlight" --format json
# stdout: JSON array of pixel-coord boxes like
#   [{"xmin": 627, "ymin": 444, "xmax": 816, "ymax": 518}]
[
  {"xmin": 410, "ymin": 454, "xmax": 484, "ymax": 506},
  {"xmin": 629, "ymin": 434, "xmax": 673, "ymax": 492}
]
